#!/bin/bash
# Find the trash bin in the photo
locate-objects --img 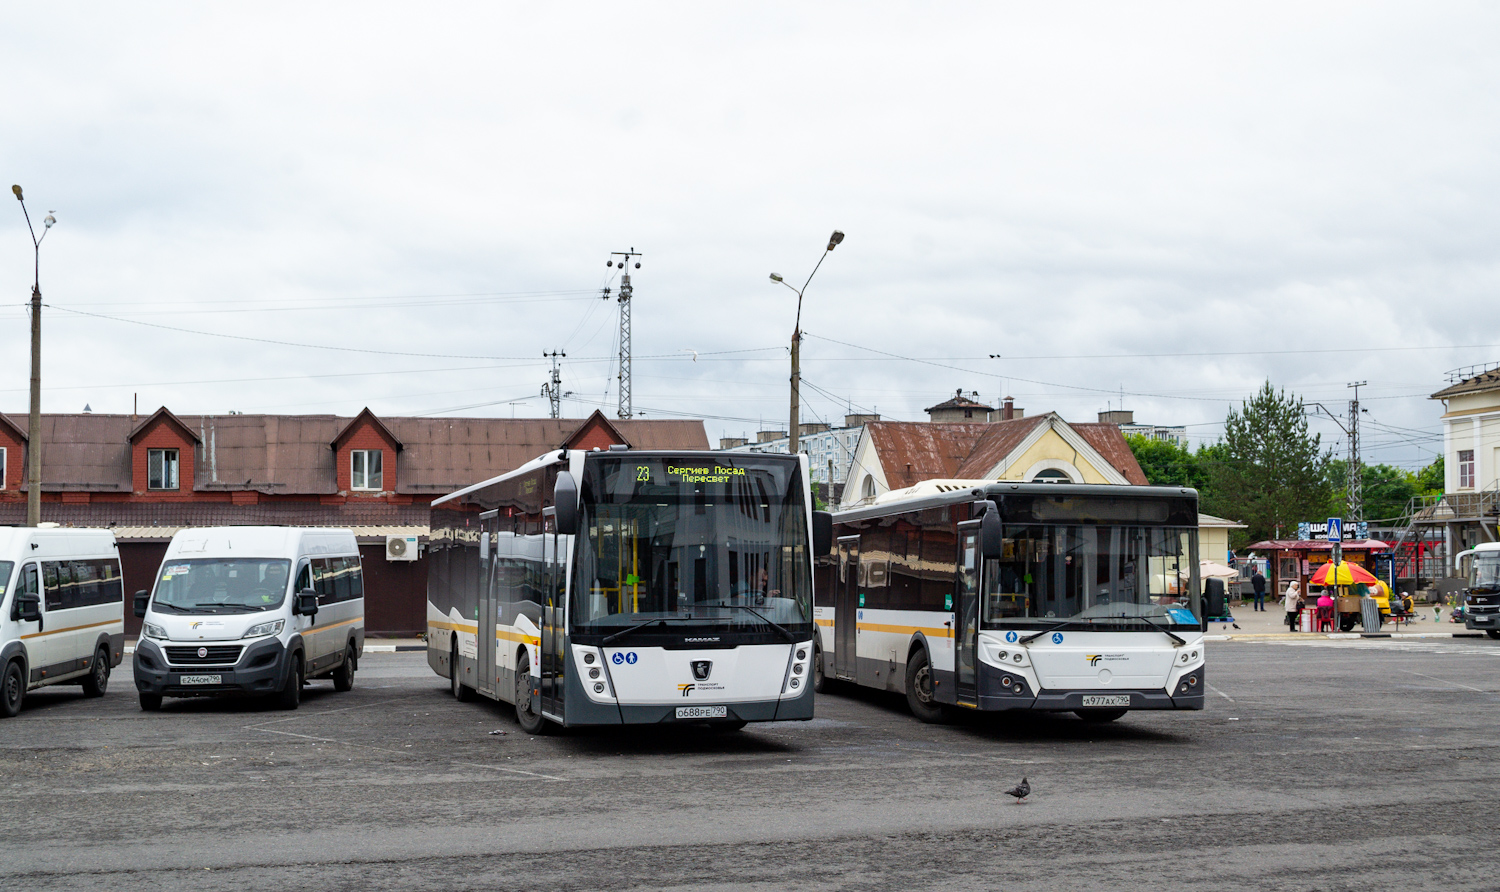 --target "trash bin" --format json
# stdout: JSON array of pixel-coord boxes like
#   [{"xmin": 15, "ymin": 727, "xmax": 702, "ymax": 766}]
[{"xmin": 1300, "ymin": 607, "xmax": 1316, "ymax": 632}]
